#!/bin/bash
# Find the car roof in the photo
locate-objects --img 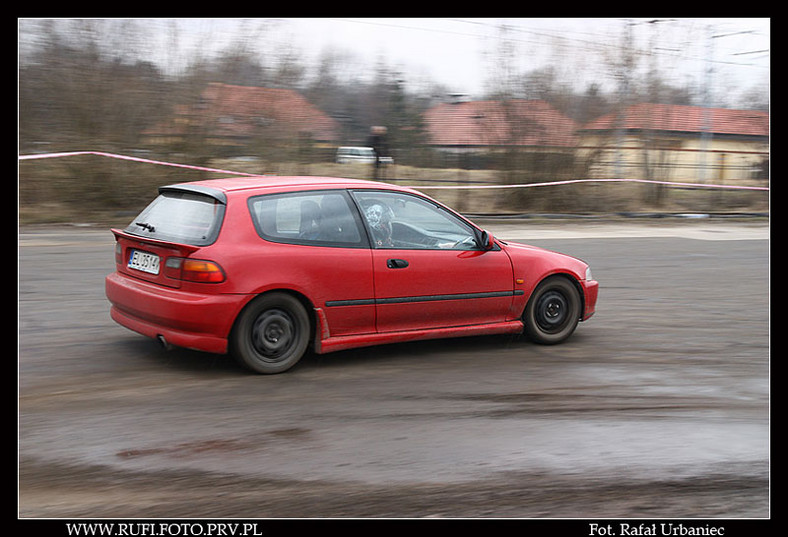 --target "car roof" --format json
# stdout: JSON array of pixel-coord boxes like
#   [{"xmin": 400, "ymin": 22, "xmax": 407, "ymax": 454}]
[{"xmin": 171, "ymin": 176, "xmax": 406, "ymax": 196}]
